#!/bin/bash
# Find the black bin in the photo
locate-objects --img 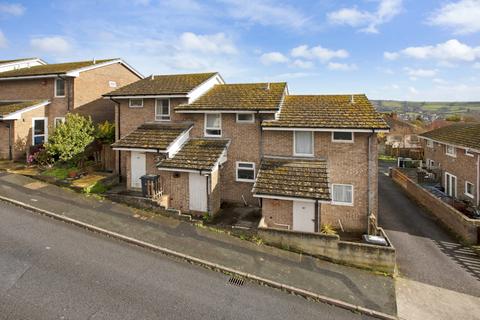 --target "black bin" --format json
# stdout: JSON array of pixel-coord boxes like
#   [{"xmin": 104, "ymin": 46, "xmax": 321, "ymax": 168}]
[{"xmin": 140, "ymin": 174, "xmax": 161, "ymax": 198}]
